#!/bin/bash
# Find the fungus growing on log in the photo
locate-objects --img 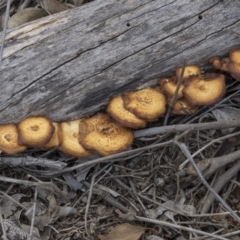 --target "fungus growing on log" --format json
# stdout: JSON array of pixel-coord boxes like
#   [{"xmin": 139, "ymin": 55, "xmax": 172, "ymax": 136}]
[
  {"xmin": 159, "ymin": 77, "xmax": 184, "ymax": 98},
  {"xmin": 209, "ymin": 48, "xmax": 240, "ymax": 81},
  {"xmin": 107, "ymin": 95, "xmax": 146, "ymax": 129},
  {"xmin": 43, "ymin": 122, "xmax": 60, "ymax": 149},
  {"xmin": 17, "ymin": 117, "xmax": 54, "ymax": 148},
  {"xmin": 122, "ymin": 88, "xmax": 166, "ymax": 121},
  {"xmin": 183, "ymin": 73, "xmax": 226, "ymax": 106},
  {"xmin": 59, "ymin": 120, "xmax": 90, "ymax": 157},
  {"xmin": 0, "ymin": 124, "xmax": 27, "ymax": 154},
  {"xmin": 175, "ymin": 65, "xmax": 201, "ymax": 80},
  {"xmin": 79, "ymin": 113, "xmax": 134, "ymax": 156},
  {"xmin": 171, "ymin": 98, "xmax": 199, "ymax": 115}
]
